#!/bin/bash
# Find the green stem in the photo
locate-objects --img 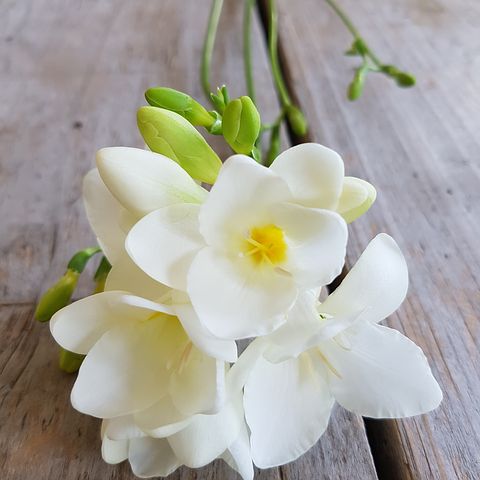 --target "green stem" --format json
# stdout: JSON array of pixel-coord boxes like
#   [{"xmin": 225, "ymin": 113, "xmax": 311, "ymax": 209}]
[
  {"xmin": 324, "ymin": 0, "xmax": 382, "ymax": 67},
  {"xmin": 261, "ymin": 108, "xmax": 286, "ymax": 131},
  {"xmin": 243, "ymin": 0, "xmax": 257, "ymax": 104},
  {"xmin": 201, "ymin": 0, "xmax": 224, "ymax": 104},
  {"xmin": 267, "ymin": 0, "xmax": 291, "ymax": 107}
]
